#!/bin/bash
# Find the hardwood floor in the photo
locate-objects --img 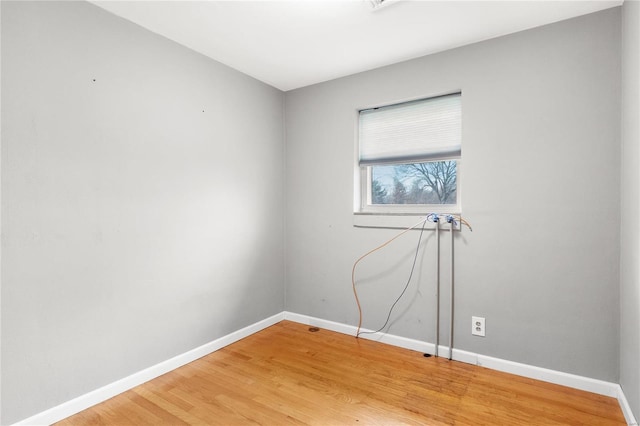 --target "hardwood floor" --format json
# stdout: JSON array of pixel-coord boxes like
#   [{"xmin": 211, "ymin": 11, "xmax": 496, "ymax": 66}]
[{"xmin": 56, "ymin": 321, "xmax": 626, "ymax": 425}]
